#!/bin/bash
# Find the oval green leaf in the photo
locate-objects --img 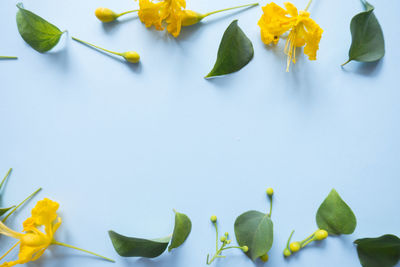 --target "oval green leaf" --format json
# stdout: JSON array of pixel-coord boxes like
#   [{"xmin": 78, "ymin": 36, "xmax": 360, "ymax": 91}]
[
  {"xmin": 108, "ymin": 230, "xmax": 171, "ymax": 258},
  {"xmin": 234, "ymin": 210, "xmax": 273, "ymax": 261},
  {"xmin": 344, "ymin": 0, "xmax": 384, "ymax": 65},
  {"xmin": 168, "ymin": 210, "xmax": 192, "ymax": 252},
  {"xmin": 316, "ymin": 189, "xmax": 357, "ymax": 235},
  {"xmin": 205, "ymin": 20, "xmax": 254, "ymax": 78},
  {"xmin": 16, "ymin": 3, "xmax": 64, "ymax": 53},
  {"xmin": 355, "ymin": 235, "xmax": 400, "ymax": 267}
]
